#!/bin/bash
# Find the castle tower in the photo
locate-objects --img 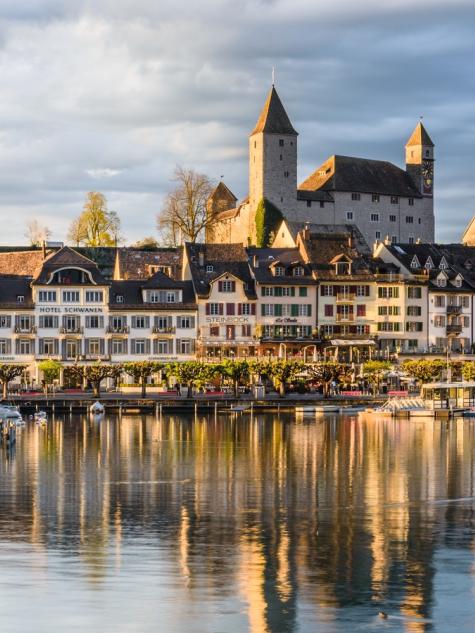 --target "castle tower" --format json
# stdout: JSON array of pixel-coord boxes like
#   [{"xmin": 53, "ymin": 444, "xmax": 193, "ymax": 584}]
[
  {"xmin": 405, "ymin": 122, "xmax": 435, "ymax": 197},
  {"xmin": 249, "ymin": 86, "xmax": 298, "ymax": 213}
]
